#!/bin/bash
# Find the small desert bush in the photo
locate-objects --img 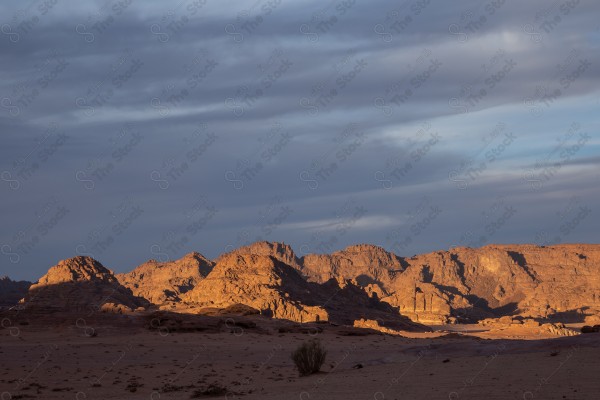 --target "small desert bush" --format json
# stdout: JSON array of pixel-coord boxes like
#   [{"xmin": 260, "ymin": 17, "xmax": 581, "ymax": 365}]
[{"xmin": 291, "ymin": 338, "xmax": 327, "ymax": 376}]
